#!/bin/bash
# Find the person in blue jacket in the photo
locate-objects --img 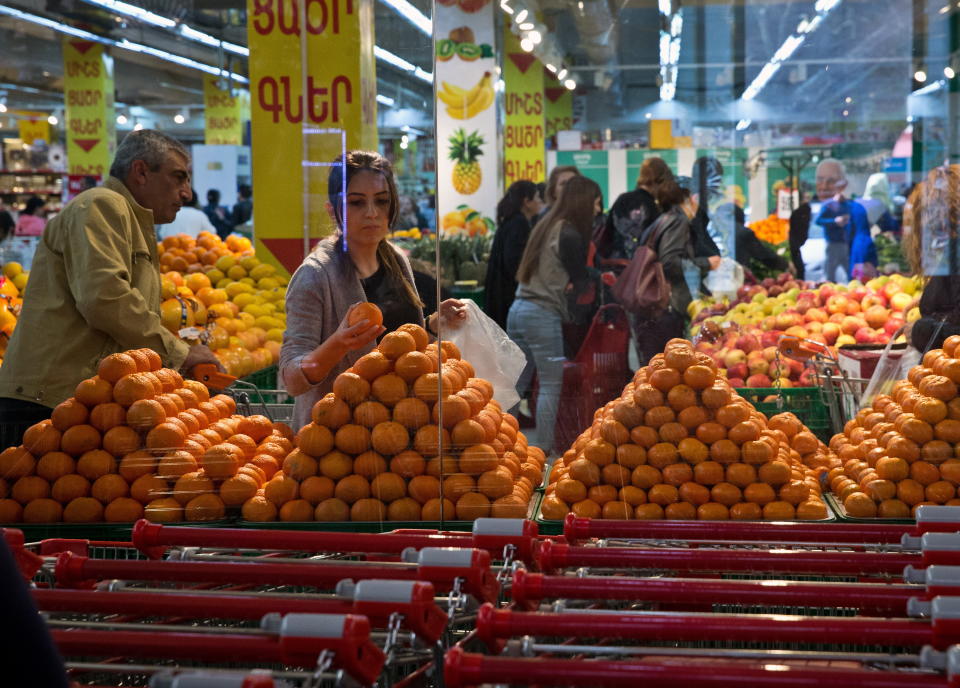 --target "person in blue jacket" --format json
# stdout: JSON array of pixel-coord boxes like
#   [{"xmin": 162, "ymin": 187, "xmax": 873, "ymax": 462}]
[{"xmin": 814, "ymin": 159, "xmax": 877, "ymax": 280}]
